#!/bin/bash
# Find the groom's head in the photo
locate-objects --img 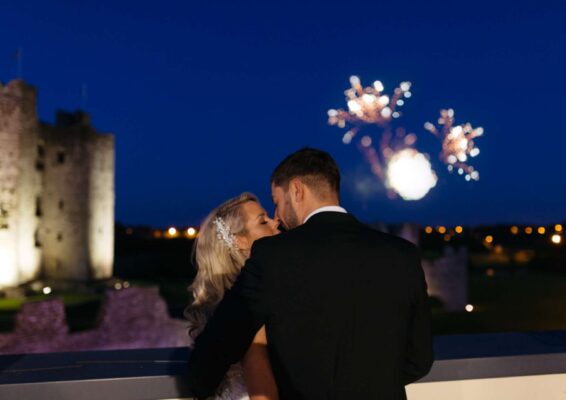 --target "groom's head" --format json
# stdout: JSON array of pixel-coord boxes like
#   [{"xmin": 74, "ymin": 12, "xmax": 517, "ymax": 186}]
[{"xmin": 271, "ymin": 148, "xmax": 340, "ymax": 230}]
